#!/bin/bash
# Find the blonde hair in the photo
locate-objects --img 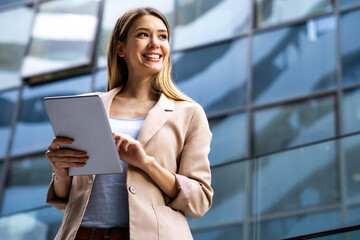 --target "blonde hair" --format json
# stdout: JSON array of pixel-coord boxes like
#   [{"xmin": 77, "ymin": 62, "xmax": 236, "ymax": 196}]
[{"xmin": 107, "ymin": 7, "xmax": 193, "ymax": 102}]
